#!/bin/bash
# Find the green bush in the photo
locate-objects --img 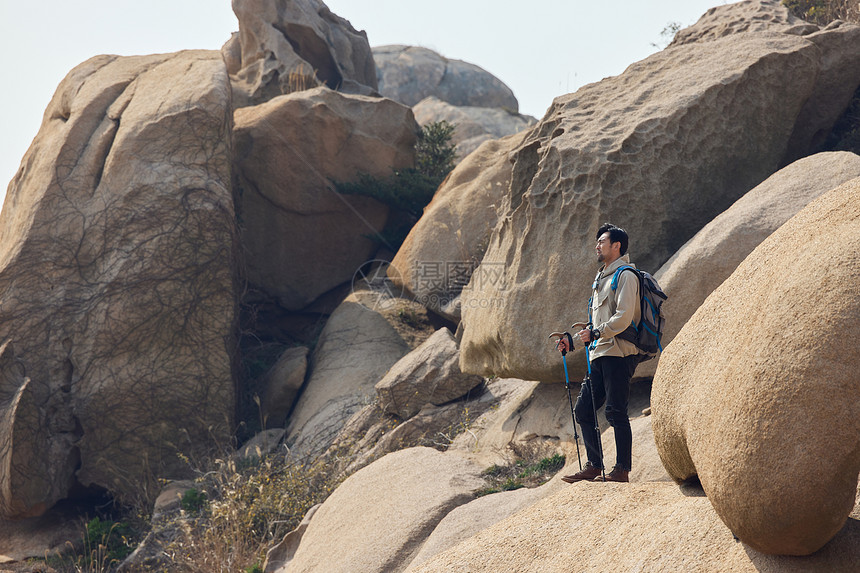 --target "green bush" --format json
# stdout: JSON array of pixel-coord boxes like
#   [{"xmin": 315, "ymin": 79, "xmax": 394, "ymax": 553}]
[
  {"xmin": 181, "ymin": 487, "xmax": 209, "ymax": 514},
  {"xmin": 415, "ymin": 120, "xmax": 457, "ymax": 181},
  {"xmin": 335, "ymin": 121, "xmax": 457, "ymax": 250},
  {"xmin": 74, "ymin": 517, "xmax": 137, "ymax": 571},
  {"xmin": 477, "ymin": 447, "xmax": 566, "ymax": 498},
  {"xmin": 516, "ymin": 453, "xmax": 566, "ymax": 479}
]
